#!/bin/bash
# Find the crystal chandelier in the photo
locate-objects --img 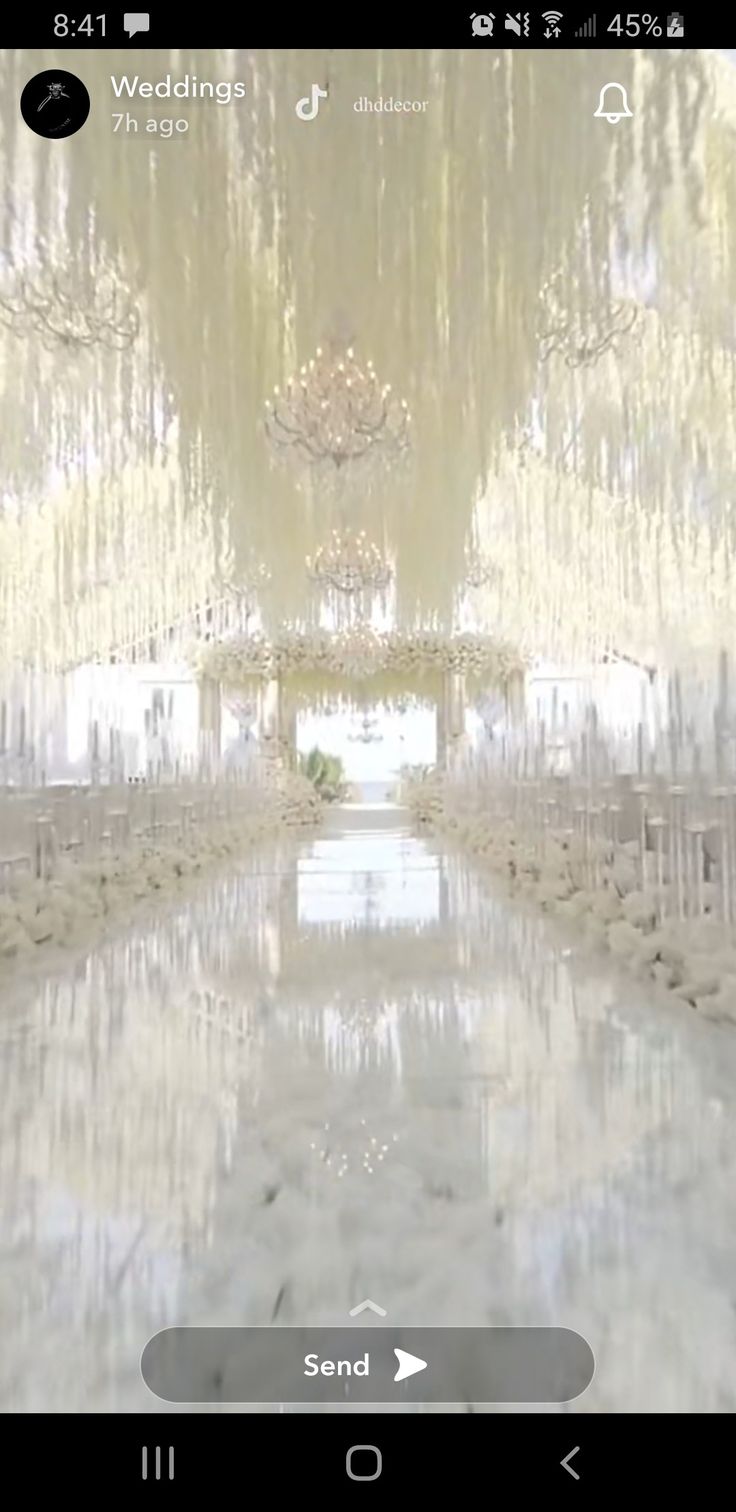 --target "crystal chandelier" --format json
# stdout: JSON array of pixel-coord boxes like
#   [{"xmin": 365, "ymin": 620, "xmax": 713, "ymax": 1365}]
[
  {"xmin": 264, "ymin": 343, "xmax": 410, "ymax": 474},
  {"xmin": 537, "ymin": 272, "xmax": 638, "ymax": 369},
  {"xmin": 306, "ymin": 527, "xmax": 393, "ymax": 597},
  {"xmin": 475, "ymin": 691, "xmax": 503, "ymax": 735},
  {"xmin": 511, "ymin": 423, "xmax": 538, "ymax": 469},
  {"xmin": 0, "ymin": 261, "xmax": 140, "ymax": 351},
  {"xmin": 222, "ymin": 560, "xmax": 271, "ymax": 605},
  {"xmin": 219, "ymin": 558, "xmax": 271, "ymax": 632},
  {"xmin": 464, "ymin": 549, "xmax": 498, "ymax": 590},
  {"xmin": 224, "ymin": 694, "xmax": 258, "ymax": 730},
  {"xmin": 331, "ymin": 625, "xmax": 383, "ymax": 679}
]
